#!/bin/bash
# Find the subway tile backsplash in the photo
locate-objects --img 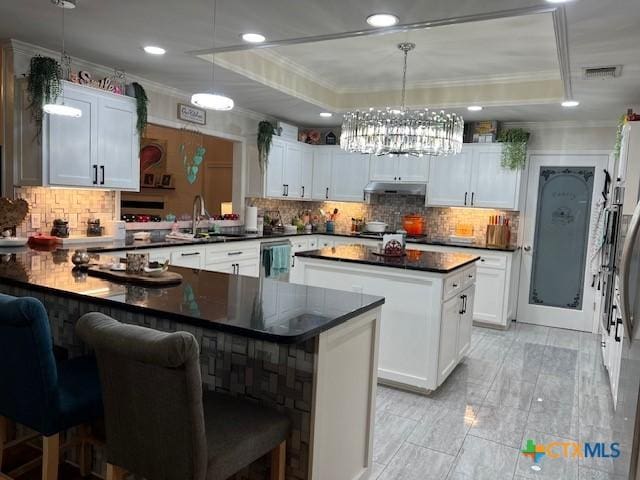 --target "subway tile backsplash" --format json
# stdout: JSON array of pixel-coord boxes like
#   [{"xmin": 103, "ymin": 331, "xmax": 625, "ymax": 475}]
[
  {"xmin": 15, "ymin": 187, "xmax": 116, "ymax": 237},
  {"xmin": 246, "ymin": 195, "xmax": 519, "ymax": 245}
]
